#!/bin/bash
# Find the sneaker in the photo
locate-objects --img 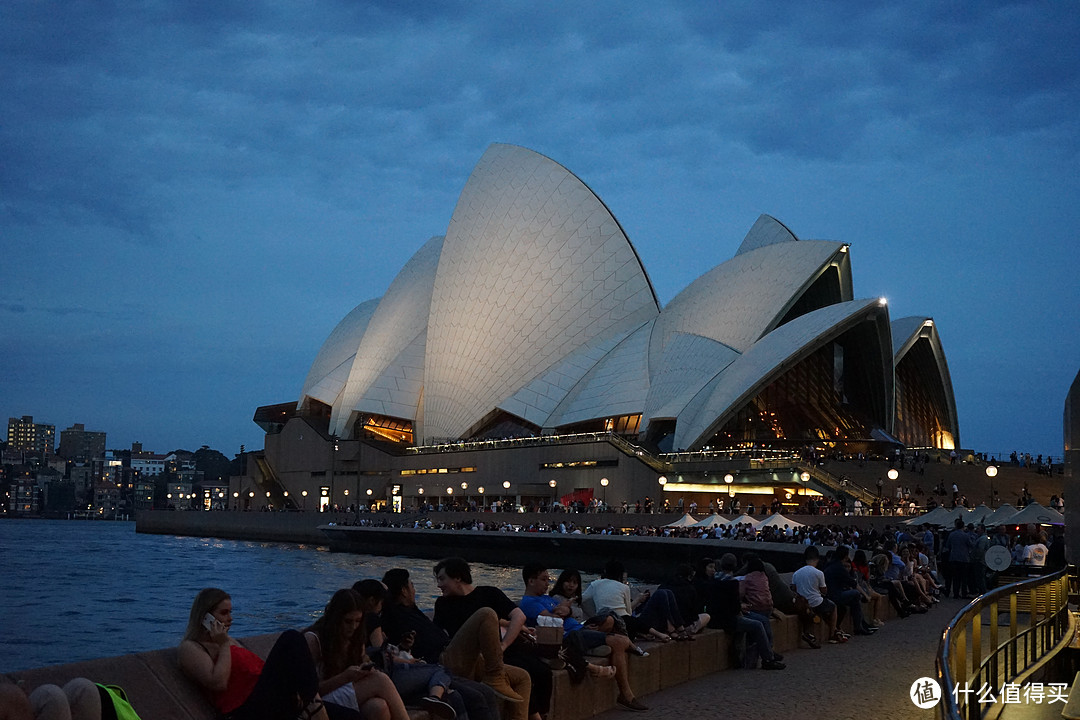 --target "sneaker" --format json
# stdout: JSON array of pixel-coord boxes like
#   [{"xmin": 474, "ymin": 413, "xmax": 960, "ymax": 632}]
[
  {"xmin": 828, "ymin": 631, "xmax": 848, "ymax": 644},
  {"xmin": 482, "ymin": 673, "xmax": 524, "ymax": 703},
  {"xmin": 687, "ymin": 618, "xmax": 704, "ymax": 634},
  {"xmin": 761, "ymin": 659, "xmax": 786, "ymax": 670},
  {"xmin": 772, "ymin": 652, "xmax": 784, "ymax": 662},
  {"xmin": 420, "ymin": 696, "xmax": 457, "ymax": 720},
  {"xmin": 617, "ymin": 695, "xmax": 649, "ymax": 712},
  {"xmin": 630, "ymin": 645, "xmax": 650, "ymax": 657},
  {"xmin": 800, "ymin": 632, "xmax": 820, "ymax": 649}
]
